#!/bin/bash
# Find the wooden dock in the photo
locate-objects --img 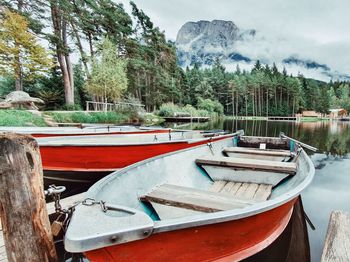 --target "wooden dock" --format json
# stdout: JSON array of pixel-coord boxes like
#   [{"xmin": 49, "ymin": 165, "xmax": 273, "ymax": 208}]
[
  {"xmin": 321, "ymin": 210, "xmax": 350, "ymax": 262},
  {"xmin": 163, "ymin": 116, "xmax": 210, "ymax": 122},
  {"xmin": 0, "ymin": 193, "xmax": 85, "ymax": 262},
  {"xmin": 267, "ymin": 116, "xmax": 298, "ymax": 121}
]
